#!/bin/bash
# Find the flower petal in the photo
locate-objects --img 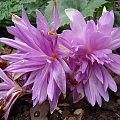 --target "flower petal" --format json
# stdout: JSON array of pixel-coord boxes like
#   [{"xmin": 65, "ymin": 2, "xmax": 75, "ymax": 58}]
[
  {"xmin": 52, "ymin": 60, "xmax": 66, "ymax": 95},
  {"xmin": 65, "ymin": 8, "xmax": 86, "ymax": 33},
  {"xmin": 36, "ymin": 9, "xmax": 49, "ymax": 33},
  {"xmin": 0, "ymin": 38, "xmax": 36, "ymax": 52},
  {"xmin": 47, "ymin": 69, "xmax": 55, "ymax": 101},
  {"xmin": 52, "ymin": 1, "xmax": 60, "ymax": 31},
  {"xmin": 0, "ymin": 68, "xmax": 13, "ymax": 86}
]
